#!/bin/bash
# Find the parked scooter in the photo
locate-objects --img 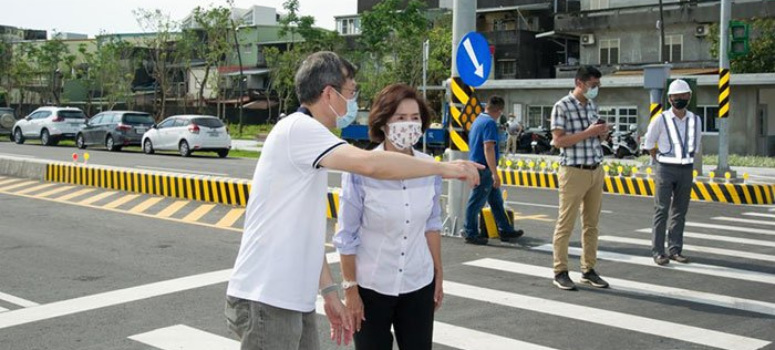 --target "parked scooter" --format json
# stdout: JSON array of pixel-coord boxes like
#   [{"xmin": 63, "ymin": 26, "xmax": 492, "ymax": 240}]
[
  {"xmin": 530, "ymin": 127, "xmax": 553, "ymax": 154},
  {"xmin": 613, "ymin": 125, "xmax": 641, "ymax": 158},
  {"xmin": 601, "ymin": 131, "xmax": 614, "ymax": 156}
]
